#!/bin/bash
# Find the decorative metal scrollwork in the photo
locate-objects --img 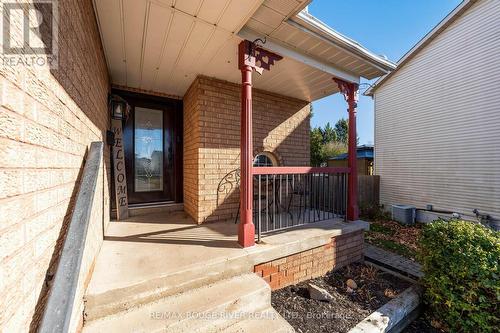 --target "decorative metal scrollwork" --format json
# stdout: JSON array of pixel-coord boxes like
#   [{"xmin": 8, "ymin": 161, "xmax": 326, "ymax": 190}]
[{"xmin": 216, "ymin": 168, "xmax": 240, "ymax": 205}]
